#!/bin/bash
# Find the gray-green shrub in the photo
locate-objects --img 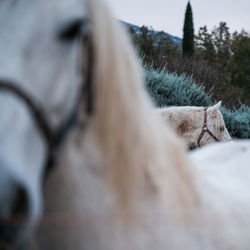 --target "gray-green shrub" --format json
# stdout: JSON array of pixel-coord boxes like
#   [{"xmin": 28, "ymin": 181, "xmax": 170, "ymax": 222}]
[
  {"xmin": 145, "ymin": 67, "xmax": 211, "ymax": 107},
  {"xmin": 221, "ymin": 106, "xmax": 250, "ymax": 139}
]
